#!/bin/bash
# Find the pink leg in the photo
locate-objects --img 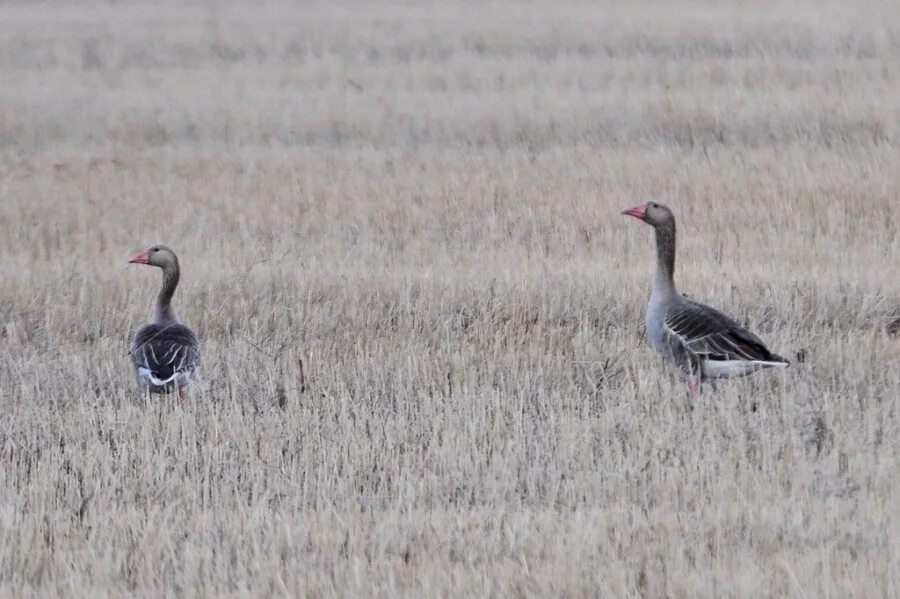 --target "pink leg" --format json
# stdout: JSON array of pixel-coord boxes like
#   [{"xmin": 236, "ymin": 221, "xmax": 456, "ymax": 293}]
[
  {"xmin": 688, "ymin": 379, "xmax": 701, "ymax": 396},
  {"xmin": 178, "ymin": 387, "xmax": 188, "ymax": 404}
]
